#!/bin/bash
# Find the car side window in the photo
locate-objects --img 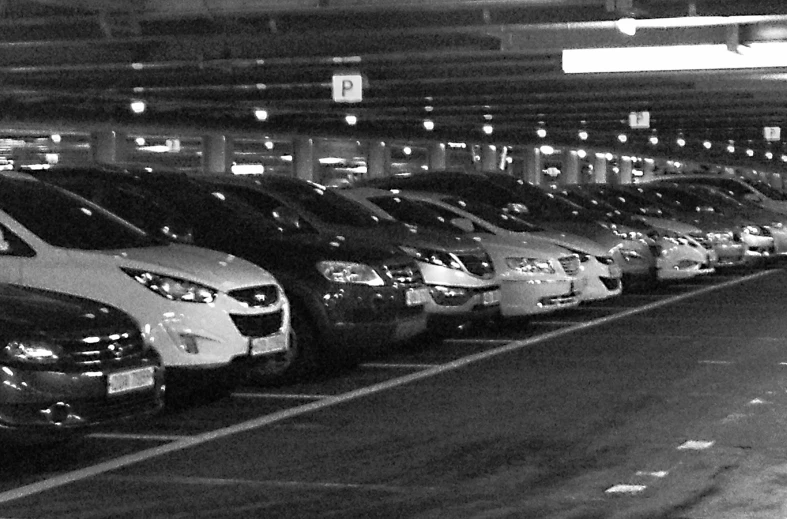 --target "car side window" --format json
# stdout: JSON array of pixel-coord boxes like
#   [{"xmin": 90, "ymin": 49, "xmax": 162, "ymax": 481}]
[{"xmin": 0, "ymin": 224, "xmax": 35, "ymax": 257}]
